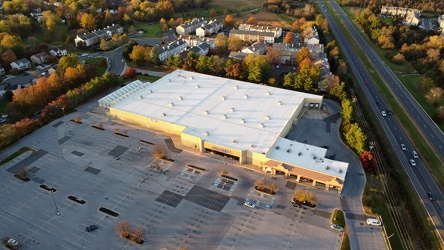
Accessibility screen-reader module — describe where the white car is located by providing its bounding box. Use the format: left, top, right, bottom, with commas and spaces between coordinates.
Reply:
366, 218, 382, 226
412, 150, 419, 158
381, 111, 387, 116
244, 201, 256, 208
410, 159, 417, 166
7, 238, 19, 246
330, 224, 343, 232
400, 144, 406, 151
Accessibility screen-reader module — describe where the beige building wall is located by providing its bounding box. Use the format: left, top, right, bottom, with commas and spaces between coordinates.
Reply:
109, 108, 186, 135
203, 141, 242, 158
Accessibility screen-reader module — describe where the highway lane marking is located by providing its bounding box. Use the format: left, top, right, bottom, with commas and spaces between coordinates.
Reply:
439, 145, 442, 149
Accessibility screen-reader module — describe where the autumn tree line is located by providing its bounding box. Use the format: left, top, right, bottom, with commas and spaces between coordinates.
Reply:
348, 5, 444, 123
0, 54, 120, 150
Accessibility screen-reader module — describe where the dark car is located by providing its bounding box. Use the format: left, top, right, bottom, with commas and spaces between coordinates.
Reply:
427, 192, 436, 201
291, 202, 302, 208
387, 109, 393, 115
86, 225, 98, 232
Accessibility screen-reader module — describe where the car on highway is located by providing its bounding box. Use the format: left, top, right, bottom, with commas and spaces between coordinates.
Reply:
86, 224, 98, 232
386, 109, 393, 115
244, 201, 255, 208
400, 144, 406, 151
381, 111, 387, 116
412, 150, 419, 158
409, 159, 417, 166
330, 224, 343, 232
364, 81, 369, 86
427, 192, 436, 201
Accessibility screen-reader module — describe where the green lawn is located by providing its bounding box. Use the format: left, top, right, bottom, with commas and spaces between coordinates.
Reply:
85, 58, 107, 76
132, 22, 162, 38
0, 100, 7, 113
136, 75, 162, 82
0, 147, 35, 166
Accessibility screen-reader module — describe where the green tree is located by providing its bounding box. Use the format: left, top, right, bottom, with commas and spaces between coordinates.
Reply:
166, 54, 174, 67
173, 54, 184, 68
149, 46, 160, 65
58, 54, 81, 71
341, 99, 353, 131
80, 13, 96, 31
283, 72, 295, 89
295, 65, 320, 91
344, 123, 367, 154
100, 39, 109, 51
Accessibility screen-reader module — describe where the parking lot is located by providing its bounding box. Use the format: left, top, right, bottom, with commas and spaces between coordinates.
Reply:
0, 100, 352, 249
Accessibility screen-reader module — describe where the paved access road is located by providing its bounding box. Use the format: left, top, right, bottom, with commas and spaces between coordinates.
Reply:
321, 0, 444, 244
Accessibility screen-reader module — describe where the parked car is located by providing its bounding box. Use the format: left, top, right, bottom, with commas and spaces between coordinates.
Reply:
330, 224, 343, 232
400, 144, 407, 151
86, 224, 98, 232
7, 238, 19, 246
427, 192, 436, 201
409, 159, 417, 166
291, 202, 302, 208
366, 218, 382, 226
412, 150, 419, 158
244, 201, 255, 208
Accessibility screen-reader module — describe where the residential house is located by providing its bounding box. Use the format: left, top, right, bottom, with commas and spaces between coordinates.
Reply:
10, 58, 31, 71
181, 35, 216, 49
189, 42, 210, 56
380, 6, 422, 26
238, 24, 282, 38
196, 19, 223, 37
241, 42, 268, 54
158, 39, 187, 62
439, 14, 444, 29
176, 18, 206, 35
306, 44, 324, 53
303, 26, 320, 45
229, 29, 275, 44
30, 52, 50, 65
228, 52, 252, 60
49, 46, 68, 57
74, 24, 123, 46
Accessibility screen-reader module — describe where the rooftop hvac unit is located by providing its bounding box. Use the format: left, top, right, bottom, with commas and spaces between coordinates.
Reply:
178, 96, 183, 100
161, 113, 166, 117
266, 91, 271, 95
204, 131, 209, 136
234, 85, 238, 89
265, 115, 270, 120
195, 84, 200, 88
277, 101, 282, 105
169, 102, 174, 107
204, 110, 209, 115
221, 96, 226, 100
244, 94, 248, 98
223, 114, 227, 119
139, 95, 143, 99
240, 119, 245, 123
148, 90, 152, 94
230, 107, 235, 112
260, 123, 264, 128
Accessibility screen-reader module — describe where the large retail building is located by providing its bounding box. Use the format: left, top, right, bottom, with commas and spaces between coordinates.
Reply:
98, 70, 348, 192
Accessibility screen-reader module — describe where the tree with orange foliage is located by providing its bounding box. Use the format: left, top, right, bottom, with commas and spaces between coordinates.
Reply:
284, 32, 293, 43
247, 17, 257, 24
224, 15, 235, 28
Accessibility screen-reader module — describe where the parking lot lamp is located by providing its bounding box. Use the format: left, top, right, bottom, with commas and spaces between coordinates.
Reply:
50, 190, 60, 216
61, 107, 68, 128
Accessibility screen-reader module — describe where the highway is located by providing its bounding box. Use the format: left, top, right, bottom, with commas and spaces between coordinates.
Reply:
320, 0, 444, 246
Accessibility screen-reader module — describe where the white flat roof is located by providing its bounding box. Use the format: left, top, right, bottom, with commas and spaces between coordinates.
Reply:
267, 138, 348, 179
109, 70, 323, 154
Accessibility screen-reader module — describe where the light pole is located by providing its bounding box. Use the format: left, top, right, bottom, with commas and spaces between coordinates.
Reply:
136, 129, 141, 150
369, 141, 374, 151
61, 107, 68, 128
50, 190, 60, 216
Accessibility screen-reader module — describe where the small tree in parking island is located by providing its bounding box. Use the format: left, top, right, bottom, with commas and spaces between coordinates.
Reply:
152, 144, 167, 159
115, 220, 132, 238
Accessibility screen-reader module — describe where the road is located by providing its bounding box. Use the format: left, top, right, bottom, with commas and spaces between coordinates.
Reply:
321, 0, 444, 245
